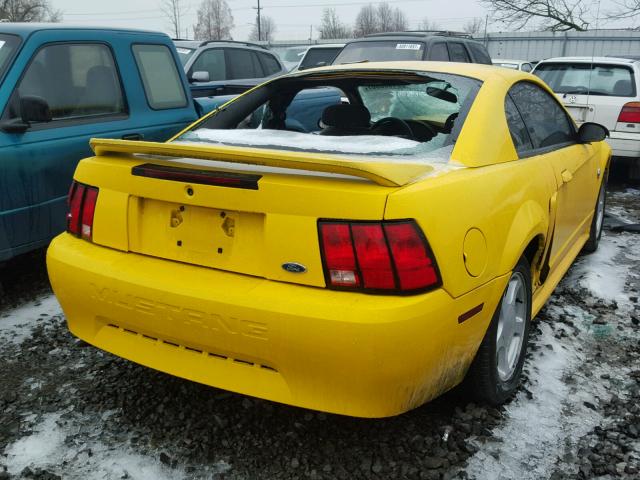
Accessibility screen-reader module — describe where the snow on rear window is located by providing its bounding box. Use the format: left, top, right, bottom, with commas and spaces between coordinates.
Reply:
178, 129, 452, 161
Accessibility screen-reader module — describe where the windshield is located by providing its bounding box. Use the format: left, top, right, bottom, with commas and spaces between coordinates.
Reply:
0, 34, 21, 80
175, 46, 196, 66
299, 47, 342, 70
177, 71, 480, 160
334, 41, 425, 64
535, 63, 636, 97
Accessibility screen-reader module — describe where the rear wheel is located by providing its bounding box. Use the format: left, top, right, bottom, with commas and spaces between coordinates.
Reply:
466, 256, 532, 405
583, 179, 606, 254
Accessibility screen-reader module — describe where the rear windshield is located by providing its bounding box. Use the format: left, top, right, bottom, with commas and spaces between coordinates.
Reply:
299, 47, 342, 70
0, 34, 21, 80
535, 63, 636, 97
177, 71, 480, 161
334, 41, 425, 64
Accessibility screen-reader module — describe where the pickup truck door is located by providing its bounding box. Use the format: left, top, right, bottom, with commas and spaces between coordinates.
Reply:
0, 30, 197, 260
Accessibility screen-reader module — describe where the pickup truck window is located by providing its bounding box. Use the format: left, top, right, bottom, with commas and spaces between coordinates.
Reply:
133, 44, 187, 110
190, 48, 226, 81
0, 34, 21, 80
10, 43, 125, 121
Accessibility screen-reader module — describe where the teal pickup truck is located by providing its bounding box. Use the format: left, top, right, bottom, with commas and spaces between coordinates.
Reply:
0, 24, 218, 261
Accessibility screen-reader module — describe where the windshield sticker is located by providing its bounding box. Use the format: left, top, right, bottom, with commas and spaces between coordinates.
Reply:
0, 41, 5, 50
396, 43, 422, 50
176, 47, 191, 54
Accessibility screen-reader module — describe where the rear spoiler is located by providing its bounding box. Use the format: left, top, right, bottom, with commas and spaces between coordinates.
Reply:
90, 139, 434, 187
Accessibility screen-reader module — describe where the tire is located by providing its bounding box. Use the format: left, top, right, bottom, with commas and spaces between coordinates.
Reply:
582, 178, 606, 254
465, 256, 532, 405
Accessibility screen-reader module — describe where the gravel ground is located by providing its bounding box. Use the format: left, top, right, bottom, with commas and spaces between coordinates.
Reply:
0, 189, 638, 480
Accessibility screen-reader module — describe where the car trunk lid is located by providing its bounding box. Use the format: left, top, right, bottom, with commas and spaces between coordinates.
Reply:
85, 139, 436, 288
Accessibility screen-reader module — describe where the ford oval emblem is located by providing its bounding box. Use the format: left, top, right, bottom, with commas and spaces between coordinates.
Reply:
282, 262, 307, 274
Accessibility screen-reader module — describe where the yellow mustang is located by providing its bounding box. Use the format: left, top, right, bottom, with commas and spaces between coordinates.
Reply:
47, 62, 610, 418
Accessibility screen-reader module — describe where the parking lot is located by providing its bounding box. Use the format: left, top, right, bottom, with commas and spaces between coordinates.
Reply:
0, 185, 638, 480
2, 16, 640, 479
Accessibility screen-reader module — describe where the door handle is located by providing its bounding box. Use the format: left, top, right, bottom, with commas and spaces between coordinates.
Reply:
561, 169, 573, 183
122, 133, 143, 141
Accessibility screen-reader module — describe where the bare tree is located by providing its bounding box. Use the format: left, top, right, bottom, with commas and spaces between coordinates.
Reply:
0, 0, 61, 22
391, 8, 408, 31
354, 4, 378, 37
160, 0, 187, 39
463, 17, 484, 35
319, 8, 351, 39
377, 2, 394, 32
480, 0, 590, 31
607, 0, 640, 23
249, 16, 276, 42
193, 0, 234, 41
418, 18, 441, 31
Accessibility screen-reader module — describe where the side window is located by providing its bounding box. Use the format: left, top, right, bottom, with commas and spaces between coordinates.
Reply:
429, 43, 449, 61
190, 48, 226, 81
466, 42, 492, 64
259, 52, 282, 75
227, 49, 260, 79
448, 43, 470, 63
133, 44, 187, 110
11, 43, 125, 121
505, 95, 534, 154
509, 81, 575, 150
521, 63, 532, 73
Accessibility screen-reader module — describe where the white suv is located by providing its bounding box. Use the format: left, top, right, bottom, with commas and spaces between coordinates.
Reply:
533, 57, 640, 172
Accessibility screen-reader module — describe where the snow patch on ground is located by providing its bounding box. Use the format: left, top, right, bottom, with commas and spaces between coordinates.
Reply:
2, 411, 232, 479
465, 230, 637, 480
0, 294, 61, 344
568, 232, 640, 308
464, 319, 603, 480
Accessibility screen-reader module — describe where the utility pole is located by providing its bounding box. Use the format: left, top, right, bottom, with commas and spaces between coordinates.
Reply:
309, 25, 313, 44
253, 0, 262, 41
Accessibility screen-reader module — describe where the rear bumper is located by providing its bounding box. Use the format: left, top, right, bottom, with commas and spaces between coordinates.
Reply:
608, 131, 640, 158
47, 234, 507, 417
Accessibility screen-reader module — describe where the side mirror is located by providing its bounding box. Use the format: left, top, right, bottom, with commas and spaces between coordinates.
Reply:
190, 71, 210, 83
578, 122, 609, 143
21, 95, 52, 123
0, 95, 51, 133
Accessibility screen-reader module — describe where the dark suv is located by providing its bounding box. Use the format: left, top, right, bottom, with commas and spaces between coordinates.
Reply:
333, 31, 492, 65
173, 40, 286, 98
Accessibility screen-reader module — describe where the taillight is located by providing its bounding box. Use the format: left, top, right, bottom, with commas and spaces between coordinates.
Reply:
618, 102, 640, 123
318, 220, 441, 294
67, 181, 99, 240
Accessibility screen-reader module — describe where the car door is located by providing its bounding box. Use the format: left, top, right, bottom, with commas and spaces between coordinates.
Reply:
0, 32, 195, 260
508, 81, 599, 270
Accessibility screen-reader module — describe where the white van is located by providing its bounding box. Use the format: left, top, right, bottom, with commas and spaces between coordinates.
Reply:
533, 57, 640, 172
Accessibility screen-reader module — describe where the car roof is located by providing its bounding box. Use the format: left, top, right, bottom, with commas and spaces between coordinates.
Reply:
174, 39, 269, 51
361, 30, 473, 40
306, 43, 345, 49
539, 56, 639, 64
493, 59, 528, 64
288, 60, 528, 82
0, 22, 162, 37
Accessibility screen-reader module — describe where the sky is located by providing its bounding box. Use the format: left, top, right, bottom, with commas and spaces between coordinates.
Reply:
55, 0, 635, 42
